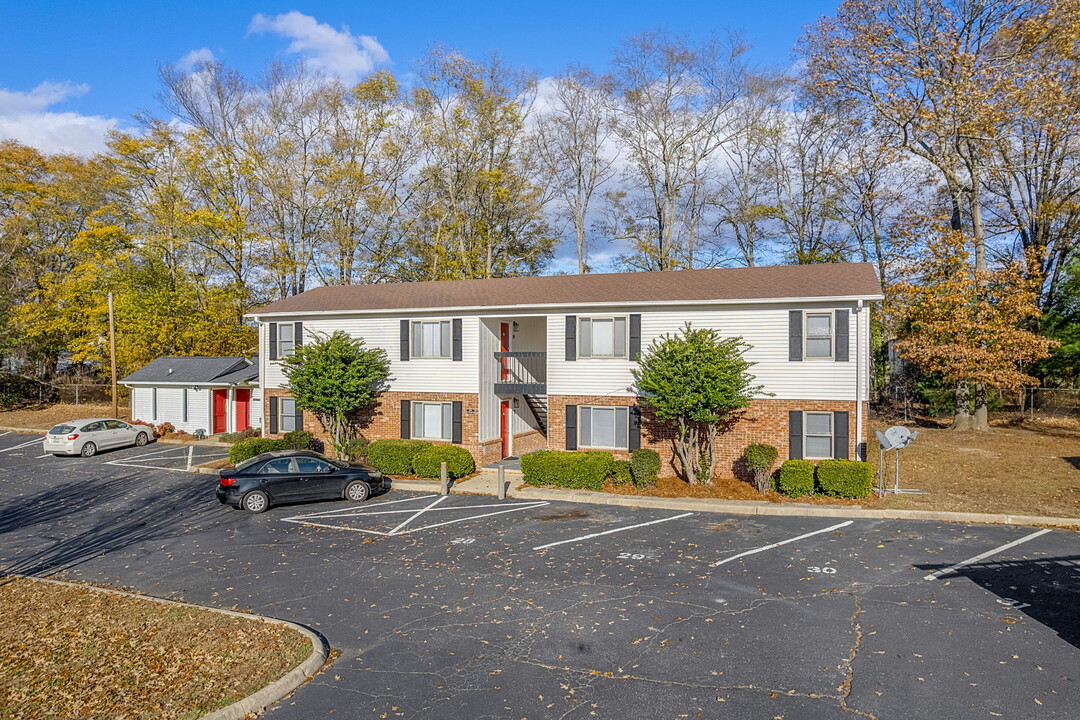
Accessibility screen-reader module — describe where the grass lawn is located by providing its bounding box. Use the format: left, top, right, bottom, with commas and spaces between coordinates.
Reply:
0, 576, 311, 720
605, 420, 1080, 519
0, 403, 131, 430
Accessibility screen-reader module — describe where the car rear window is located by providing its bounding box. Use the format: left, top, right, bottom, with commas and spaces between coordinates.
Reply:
49, 425, 76, 435
234, 456, 264, 472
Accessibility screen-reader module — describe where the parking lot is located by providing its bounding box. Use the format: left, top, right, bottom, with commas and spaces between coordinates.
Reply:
0, 429, 1077, 719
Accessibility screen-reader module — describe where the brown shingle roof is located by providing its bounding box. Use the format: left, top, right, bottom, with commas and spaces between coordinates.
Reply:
250, 262, 882, 316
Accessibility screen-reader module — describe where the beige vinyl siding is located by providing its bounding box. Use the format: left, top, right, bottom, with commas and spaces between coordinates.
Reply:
546, 302, 866, 401
127, 386, 212, 433
478, 318, 500, 441
130, 387, 153, 424
261, 312, 480, 393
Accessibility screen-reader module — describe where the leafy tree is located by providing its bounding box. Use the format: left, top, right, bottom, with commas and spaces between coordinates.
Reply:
634, 323, 765, 484
281, 331, 390, 457
891, 229, 1057, 429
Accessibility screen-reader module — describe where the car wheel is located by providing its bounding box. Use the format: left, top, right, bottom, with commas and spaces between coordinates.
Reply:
241, 490, 269, 514
80, 442, 97, 458
135, 432, 149, 447
345, 480, 370, 503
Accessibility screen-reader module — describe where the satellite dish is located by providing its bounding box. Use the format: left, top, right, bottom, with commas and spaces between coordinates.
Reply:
876, 426, 924, 496
882, 425, 918, 450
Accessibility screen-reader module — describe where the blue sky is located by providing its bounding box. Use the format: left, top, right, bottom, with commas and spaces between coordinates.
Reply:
0, 1, 840, 154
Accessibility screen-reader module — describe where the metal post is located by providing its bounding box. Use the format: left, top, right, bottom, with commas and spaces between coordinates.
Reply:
108, 292, 118, 419
498, 465, 506, 499
879, 446, 886, 497
439, 461, 449, 495
894, 448, 901, 494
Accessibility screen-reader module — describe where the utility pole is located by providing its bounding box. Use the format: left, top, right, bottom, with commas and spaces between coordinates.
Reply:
108, 292, 118, 419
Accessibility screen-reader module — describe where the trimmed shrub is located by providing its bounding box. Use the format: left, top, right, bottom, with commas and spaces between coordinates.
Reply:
155, 422, 175, 437
412, 445, 476, 479
343, 437, 370, 463
816, 459, 874, 498
612, 459, 634, 485
366, 439, 432, 475
521, 450, 616, 490
743, 443, 779, 493
777, 459, 815, 497
282, 429, 316, 451
219, 427, 260, 444
228, 438, 286, 464
630, 448, 662, 487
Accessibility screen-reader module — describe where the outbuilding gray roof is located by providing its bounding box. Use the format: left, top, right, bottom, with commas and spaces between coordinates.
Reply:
121, 356, 258, 385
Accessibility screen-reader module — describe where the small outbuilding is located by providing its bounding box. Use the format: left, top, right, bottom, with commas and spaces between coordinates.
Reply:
121, 356, 261, 435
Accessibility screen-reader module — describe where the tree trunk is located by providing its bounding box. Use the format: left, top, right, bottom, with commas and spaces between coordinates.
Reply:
972, 383, 989, 431
952, 381, 975, 431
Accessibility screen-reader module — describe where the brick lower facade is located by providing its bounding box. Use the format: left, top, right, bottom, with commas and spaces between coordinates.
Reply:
263, 388, 867, 480
547, 394, 867, 479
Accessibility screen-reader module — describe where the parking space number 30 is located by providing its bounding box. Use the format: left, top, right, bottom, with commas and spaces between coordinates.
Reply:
807, 565, 837, 574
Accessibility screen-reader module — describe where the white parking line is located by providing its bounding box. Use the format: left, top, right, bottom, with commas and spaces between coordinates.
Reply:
34, 453, 52, 459
389, 495, 449, 535
0, 437, 43, 453
532, 512, 694, 551
0, 431, 10, 438
923, 528, 1053, 581
711, 520, 854, 568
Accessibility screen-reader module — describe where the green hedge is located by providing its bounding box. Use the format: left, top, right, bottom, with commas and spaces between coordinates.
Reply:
366, 439, 432, 475
228, 438, 286, 464
521, 450, 616, 490
282, 429, 316, 451
816, 459, 874, 498
612, 459, 633, 485
630, 448, 662, 487
343, 437, 370, 463
412, 445, 476, 479
777, 459, 815, 497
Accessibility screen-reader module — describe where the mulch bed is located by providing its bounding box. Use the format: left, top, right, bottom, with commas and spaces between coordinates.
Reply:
0, 576, 309, 720
601, 475, 869, 506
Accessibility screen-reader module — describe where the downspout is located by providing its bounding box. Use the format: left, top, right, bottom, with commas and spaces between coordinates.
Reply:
855, 299, 864, 461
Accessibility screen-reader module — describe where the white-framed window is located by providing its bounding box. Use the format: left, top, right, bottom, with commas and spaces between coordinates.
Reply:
278, 323, 296, 358
280, 397, 298, 432
579, 406, 629, 449
579, 316, 627, 358
412, 320, 451, 358
804, 411, 834, 459
412, 401, 452, 440
804, 312, 833, 359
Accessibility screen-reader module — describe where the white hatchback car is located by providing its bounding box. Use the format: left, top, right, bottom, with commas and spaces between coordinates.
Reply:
43, 418, 152, 457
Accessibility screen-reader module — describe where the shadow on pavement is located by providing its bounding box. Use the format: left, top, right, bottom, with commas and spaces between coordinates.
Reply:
918, 555, 1080, 650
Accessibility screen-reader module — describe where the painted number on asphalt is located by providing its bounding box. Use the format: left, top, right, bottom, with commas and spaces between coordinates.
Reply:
807, 566, 838, 574
451, 537, 476, 545
617, 552, 660, 561
997, 597, 1031, 610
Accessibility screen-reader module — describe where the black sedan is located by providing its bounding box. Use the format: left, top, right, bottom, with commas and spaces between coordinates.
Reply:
216, 450, 384, 513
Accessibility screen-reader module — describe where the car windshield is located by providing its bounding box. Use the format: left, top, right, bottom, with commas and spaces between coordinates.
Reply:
49, 424, 76, 435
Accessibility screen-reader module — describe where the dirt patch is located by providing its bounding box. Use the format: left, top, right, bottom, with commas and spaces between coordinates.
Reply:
602, 476, 868, 506
707, 519, 740, 533
537, 509, 595, 522
197, 457, 233, 470
0, 403, 130, 430
0, 576, 309, 719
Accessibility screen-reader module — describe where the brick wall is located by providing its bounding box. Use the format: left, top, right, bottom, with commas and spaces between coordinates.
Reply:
547, 394, 866, 479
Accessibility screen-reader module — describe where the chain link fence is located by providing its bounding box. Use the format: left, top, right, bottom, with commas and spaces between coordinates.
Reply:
0, 377, 128, 410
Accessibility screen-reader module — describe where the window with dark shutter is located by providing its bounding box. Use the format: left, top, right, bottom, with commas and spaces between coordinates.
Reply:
834, 310, 849, 362
400, 320, 410, 361
788, 311, 802, 361
833, 411, 850, 459
452, 319, 463, 361
565, 316, 577, 361
269, 396, 279, 434
565, 404, 577, 450
629, 314, 642, 359
400, 400, 411, 438
788, 410, 803, 460
269, 322, 278, 361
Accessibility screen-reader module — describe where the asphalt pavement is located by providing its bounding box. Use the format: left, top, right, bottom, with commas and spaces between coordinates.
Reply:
0, 430, 1077, 719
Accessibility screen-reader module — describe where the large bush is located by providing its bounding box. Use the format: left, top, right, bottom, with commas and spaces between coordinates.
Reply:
219, 427, 260, 444
630, 448, 662, 487
743, 443, 779, 493
366, 439, 432, 475
343, 437, 370, 463
282, 429, 317, 451
612, 459, 634, 485
777, 459, 815, 497
228, 438, 286, 464
816, 459, 874, 498
412, 445, 476, 479
521, 450, 615, 490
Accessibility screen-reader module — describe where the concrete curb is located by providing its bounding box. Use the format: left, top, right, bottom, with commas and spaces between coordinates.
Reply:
6, 574, 330, 720
0, 425, 47, 434
381, 474, 1080, 530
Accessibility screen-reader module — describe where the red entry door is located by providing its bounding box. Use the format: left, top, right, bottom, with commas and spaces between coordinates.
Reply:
234, 389, 251, 431
500, 400, 512, 459
212, 389, 228, 434
500, 322, 511, 380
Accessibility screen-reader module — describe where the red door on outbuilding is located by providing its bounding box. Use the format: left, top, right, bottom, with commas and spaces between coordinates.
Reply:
234, 389, 250, 431
212, 389, 228, 434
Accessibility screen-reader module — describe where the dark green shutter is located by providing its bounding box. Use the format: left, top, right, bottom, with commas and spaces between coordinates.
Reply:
833, 411, 849, 459
400, 400, 411, 438
400, 320, 410, 361
834, 310, 849, 362
269, 322, 278, 361
565, 316, 577, 361
451, 401, 463, 443
452, 319, 463, 361
628, 406, 641, 451
789, 311, 802, 361
788, 410, 803, 460
269, 396, 279, 434
565, 405, 577, 450
294, 321, 304, 348
293, 401, 304, 431
629, 314, 641, 359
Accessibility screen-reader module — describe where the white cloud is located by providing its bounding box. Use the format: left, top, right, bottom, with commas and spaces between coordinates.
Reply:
179, 47, 217, 70
0, 81, 118, 155
249, 11, 390, 83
